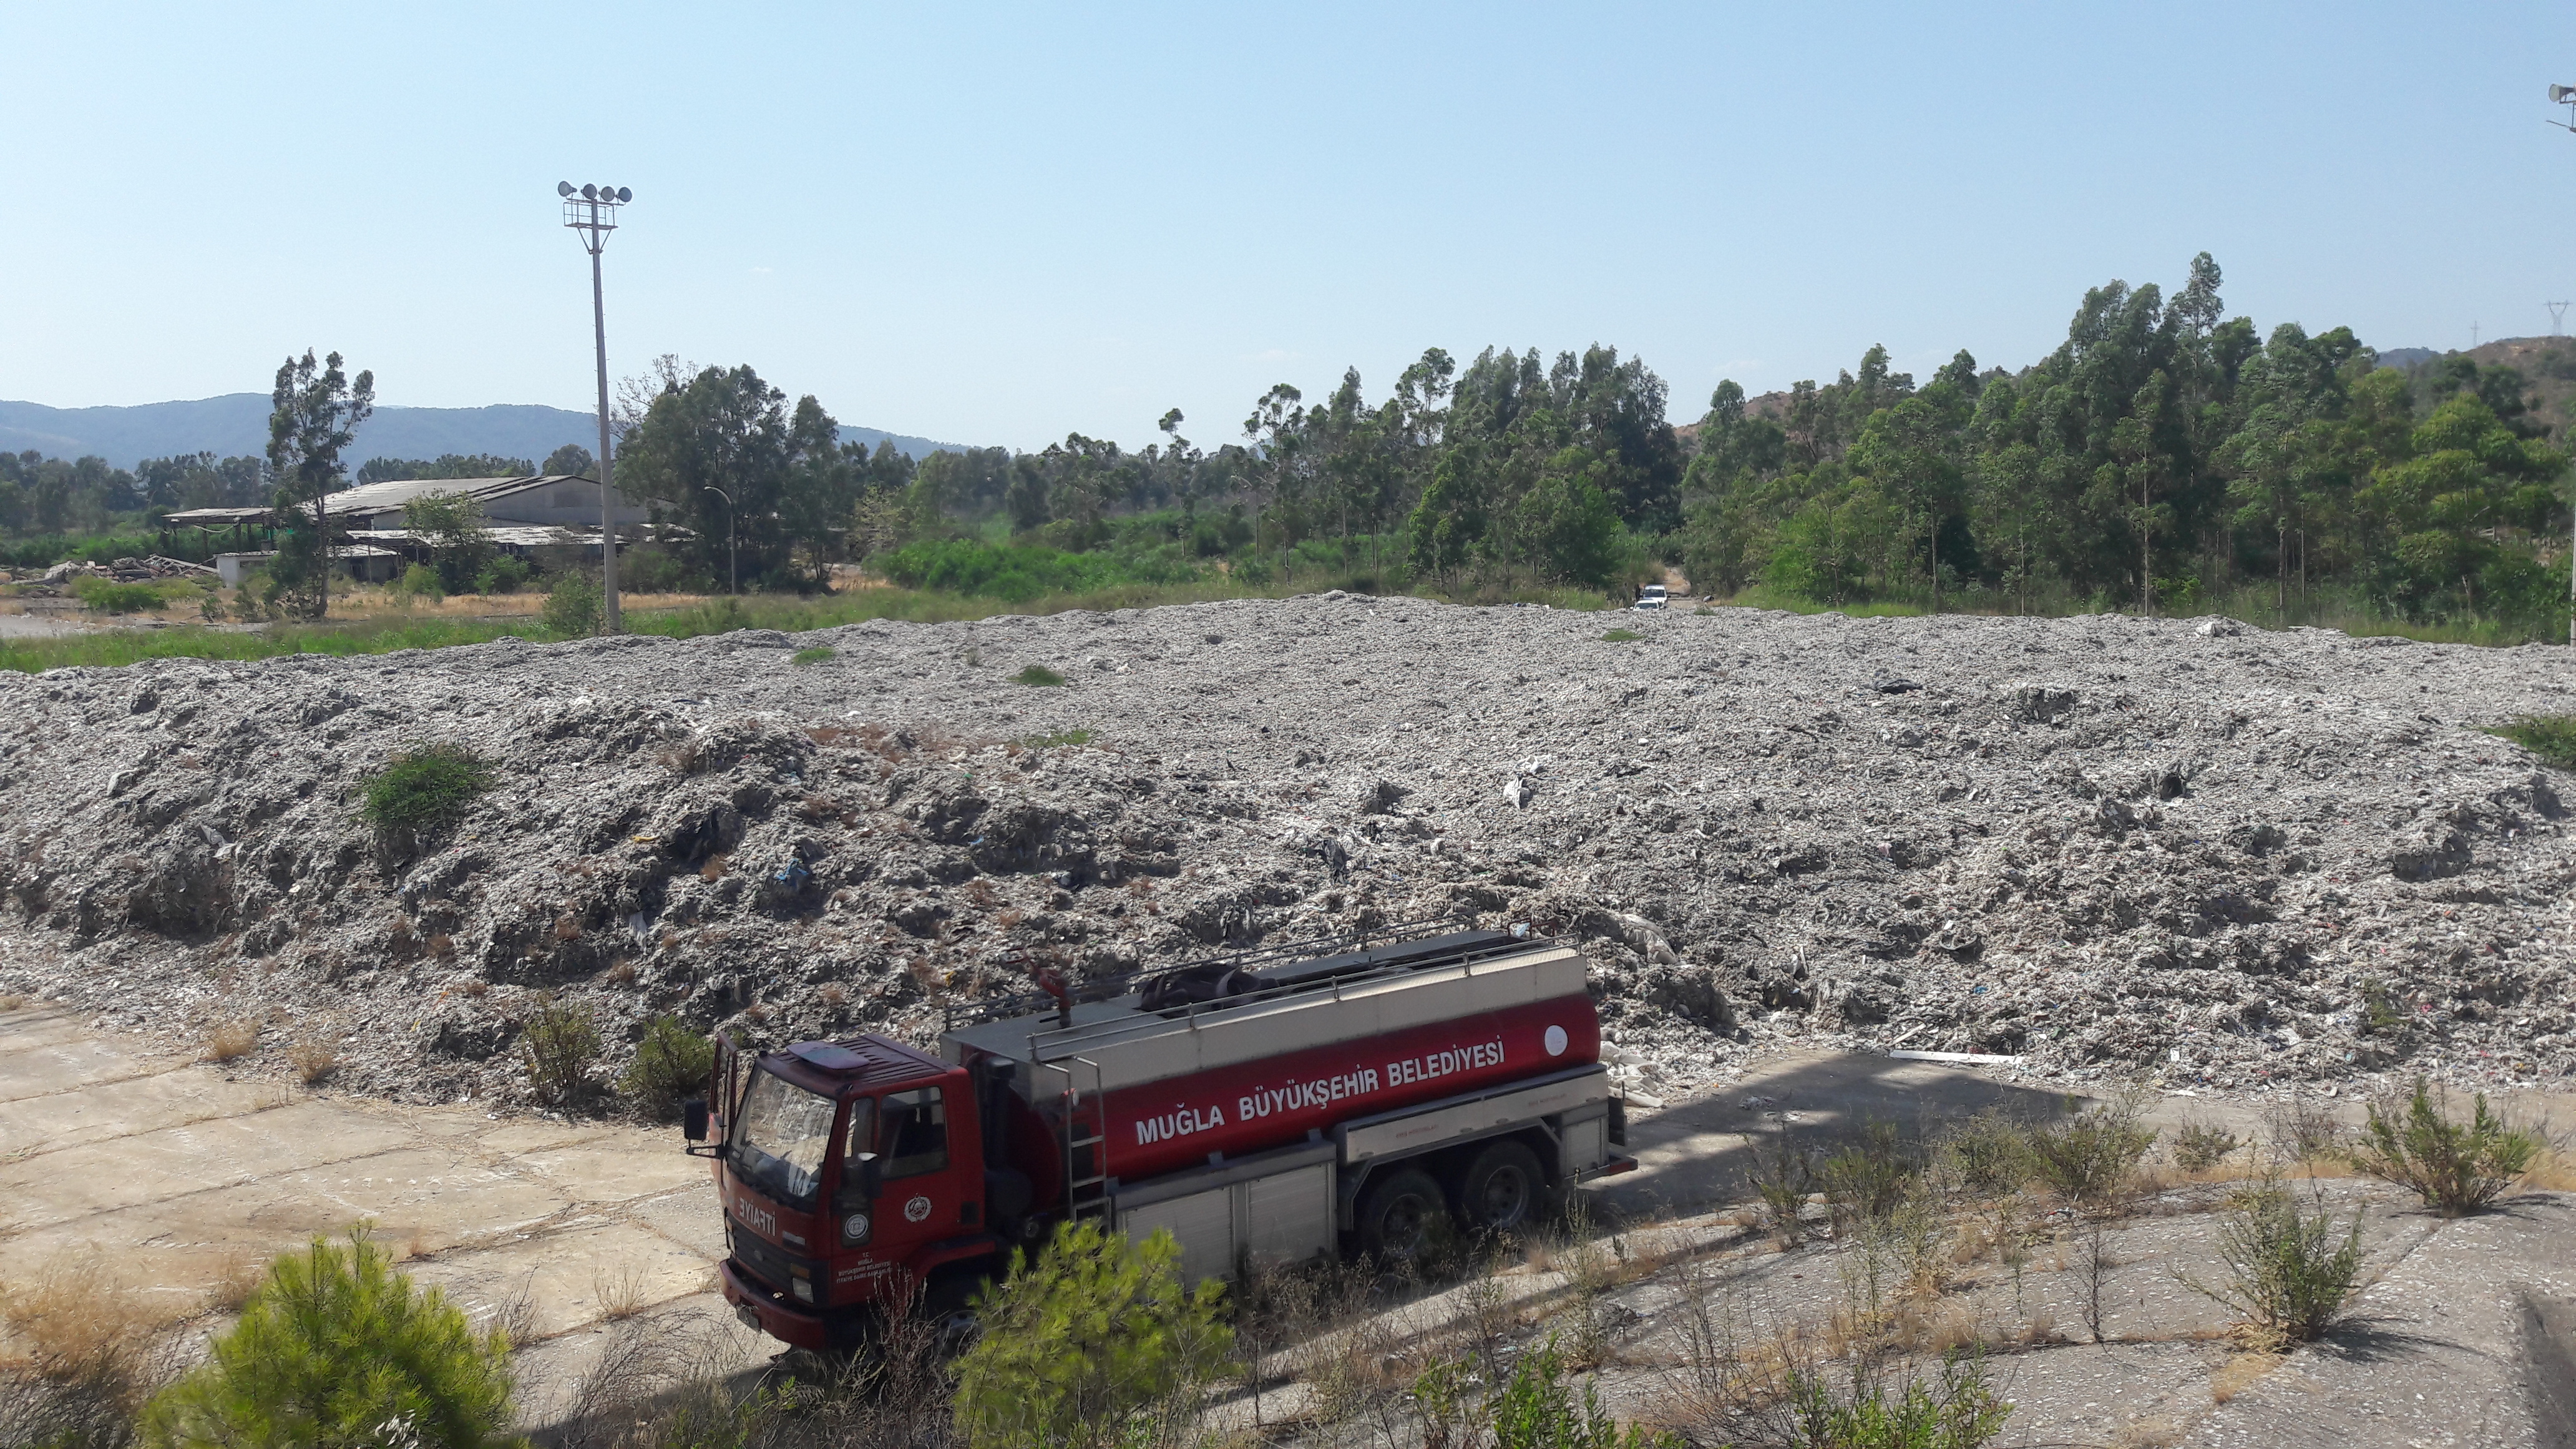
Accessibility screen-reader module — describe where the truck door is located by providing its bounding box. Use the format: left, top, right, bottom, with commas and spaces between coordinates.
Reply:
869, 1086, 969, 1257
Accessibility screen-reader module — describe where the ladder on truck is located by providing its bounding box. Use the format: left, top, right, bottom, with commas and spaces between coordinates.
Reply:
1045, 1056, 1111, 1223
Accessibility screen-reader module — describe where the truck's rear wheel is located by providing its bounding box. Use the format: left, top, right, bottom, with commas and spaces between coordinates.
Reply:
1453, 1139, 1544, 1235
1356, 1166, 1445, 1262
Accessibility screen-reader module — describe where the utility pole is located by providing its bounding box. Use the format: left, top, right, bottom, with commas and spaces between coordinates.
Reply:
560, 182, 632, 632
2550, 301, 2570, 336
2554, 84, 2576, 644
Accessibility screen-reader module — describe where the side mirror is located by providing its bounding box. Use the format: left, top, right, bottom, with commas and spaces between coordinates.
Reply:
683, 1099, 709, 1142
852, 1153, 882, 1201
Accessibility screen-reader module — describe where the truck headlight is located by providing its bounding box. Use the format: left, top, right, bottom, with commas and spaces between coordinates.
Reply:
843, 1212, 870, 1244
791, 1279, 813, 1303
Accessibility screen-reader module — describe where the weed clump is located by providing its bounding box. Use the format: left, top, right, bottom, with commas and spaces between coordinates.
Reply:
791, 645, 836, 666
622, 1015, 715, 1121
2486, 713, 2576, 771
1013, 664, 1066, 686
2172, 1118, 2242, 1172
1599, 628, 1643, 643
2347, 1076, 2540, 1216
1020, 727, 1095, 748
359, 742, 496, 836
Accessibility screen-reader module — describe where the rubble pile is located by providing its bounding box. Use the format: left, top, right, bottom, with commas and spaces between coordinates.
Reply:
1, 595, 2571, 1109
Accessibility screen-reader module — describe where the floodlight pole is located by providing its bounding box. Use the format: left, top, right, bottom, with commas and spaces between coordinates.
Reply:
562, 185, 630, 632
2557, 87, 2576, 646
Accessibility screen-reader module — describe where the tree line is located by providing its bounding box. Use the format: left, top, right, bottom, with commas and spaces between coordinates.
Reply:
13, 252, 2572, 638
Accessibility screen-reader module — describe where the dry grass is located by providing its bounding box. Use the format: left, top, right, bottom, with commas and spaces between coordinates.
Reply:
429, 934, 458, 961
0, 993, 27, 1012
489, 1271, 541, 1350
0, 1253, 163, 1403
286, 1037, 338, 1084
403, 1227, 436, 1261
604, 959, 638, 987
203, 1019, 258, 1061
2110, 1417, 2183, 1448
819, 983, 848, 1009
456, 974, 487, 997
553, 913, 582, 942
962, 879, 1000, 910
2210, 1352, 2281, 1403
699, 853, 729, 881
593, 1262, 650, 1320
204, 1251, 264, 1313
2524, 1143, 2576, 1191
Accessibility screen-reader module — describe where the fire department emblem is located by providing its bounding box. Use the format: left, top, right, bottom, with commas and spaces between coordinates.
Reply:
903, 1195, 932, 1223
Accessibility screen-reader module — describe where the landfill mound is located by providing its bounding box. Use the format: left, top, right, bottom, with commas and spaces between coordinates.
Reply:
1, 595, 2570, 1110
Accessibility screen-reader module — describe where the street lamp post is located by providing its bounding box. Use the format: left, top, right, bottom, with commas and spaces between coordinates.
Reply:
703, 485, 736, 595
560, 181, 632, 633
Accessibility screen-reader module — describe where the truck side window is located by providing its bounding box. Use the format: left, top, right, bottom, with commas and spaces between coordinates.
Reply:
878, 1088, 947, 1178
840, 1096, 877, 1192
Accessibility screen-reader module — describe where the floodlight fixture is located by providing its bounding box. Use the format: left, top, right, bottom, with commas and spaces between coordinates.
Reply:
2554, 84, 2576, 102
558, 180, 575, 197
617, 186, 632, 203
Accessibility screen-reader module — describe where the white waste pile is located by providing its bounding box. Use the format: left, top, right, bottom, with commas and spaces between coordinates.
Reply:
1, 593, 2570, 1111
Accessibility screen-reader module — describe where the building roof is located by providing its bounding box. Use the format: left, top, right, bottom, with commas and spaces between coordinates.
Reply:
162, 507, 275, 526
365, 525, 598, 548
318, 474, 549, 518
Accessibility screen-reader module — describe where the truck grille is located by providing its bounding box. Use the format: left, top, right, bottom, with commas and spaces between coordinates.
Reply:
729, 1223, 822, 1307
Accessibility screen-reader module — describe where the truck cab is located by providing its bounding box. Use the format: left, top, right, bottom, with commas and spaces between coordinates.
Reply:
698, 1038, 998, 1350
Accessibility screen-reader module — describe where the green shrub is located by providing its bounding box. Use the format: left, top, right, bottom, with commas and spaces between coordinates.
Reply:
394, 563, 444, 603
1815, 1122, 1920, 1225
952, 1221, 1231, 1449
2180, 1179, 2368, 1349
2487, 713, 2576, 771
2348, 1076, 2541, 1216
622, 1016, 715, 1120
72, 578, 172, 614
472, 555, 532, 595
522, 1000, 601, 1110
1598, 628, 1642, 643
140, 1231, 518, 1449
2024, 1100, 2156, 1208
359, 743, 495, 835
1013, 665, 1065, 686
542, 572, 603, 637
790, 645, 836, 666
1939, 1113, 2034, 1199
1020, 728, 1095, 748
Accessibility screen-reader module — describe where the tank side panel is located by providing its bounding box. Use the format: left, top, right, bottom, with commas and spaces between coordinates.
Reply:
1084, 946, 1586, 1094
1098, 992, 1599, 1183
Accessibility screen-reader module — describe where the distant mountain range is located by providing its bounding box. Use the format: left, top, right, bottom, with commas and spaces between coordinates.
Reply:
0, 395, 973, 471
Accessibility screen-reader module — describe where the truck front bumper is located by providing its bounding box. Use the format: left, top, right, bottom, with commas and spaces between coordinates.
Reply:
718, 1258, 835, 1350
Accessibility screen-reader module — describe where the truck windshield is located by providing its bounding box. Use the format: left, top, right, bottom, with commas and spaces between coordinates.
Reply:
728, 1069, 836, 1209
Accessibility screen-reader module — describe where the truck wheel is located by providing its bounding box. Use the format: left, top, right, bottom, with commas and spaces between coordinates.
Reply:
920, 1271, 983, 1354
1356, 1167, 1445, 1262
1454, 1140, 1544, 1235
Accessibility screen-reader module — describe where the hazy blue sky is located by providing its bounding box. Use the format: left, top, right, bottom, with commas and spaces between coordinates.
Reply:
7, 2, 2576, 451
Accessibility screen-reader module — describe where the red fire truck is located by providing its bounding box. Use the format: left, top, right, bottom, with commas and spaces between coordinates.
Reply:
685, 927, 1634, 1349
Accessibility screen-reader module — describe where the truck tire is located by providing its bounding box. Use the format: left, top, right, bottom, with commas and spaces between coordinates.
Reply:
1453, 1139, 1544, 1234
1356, 1166, 1446, 1262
